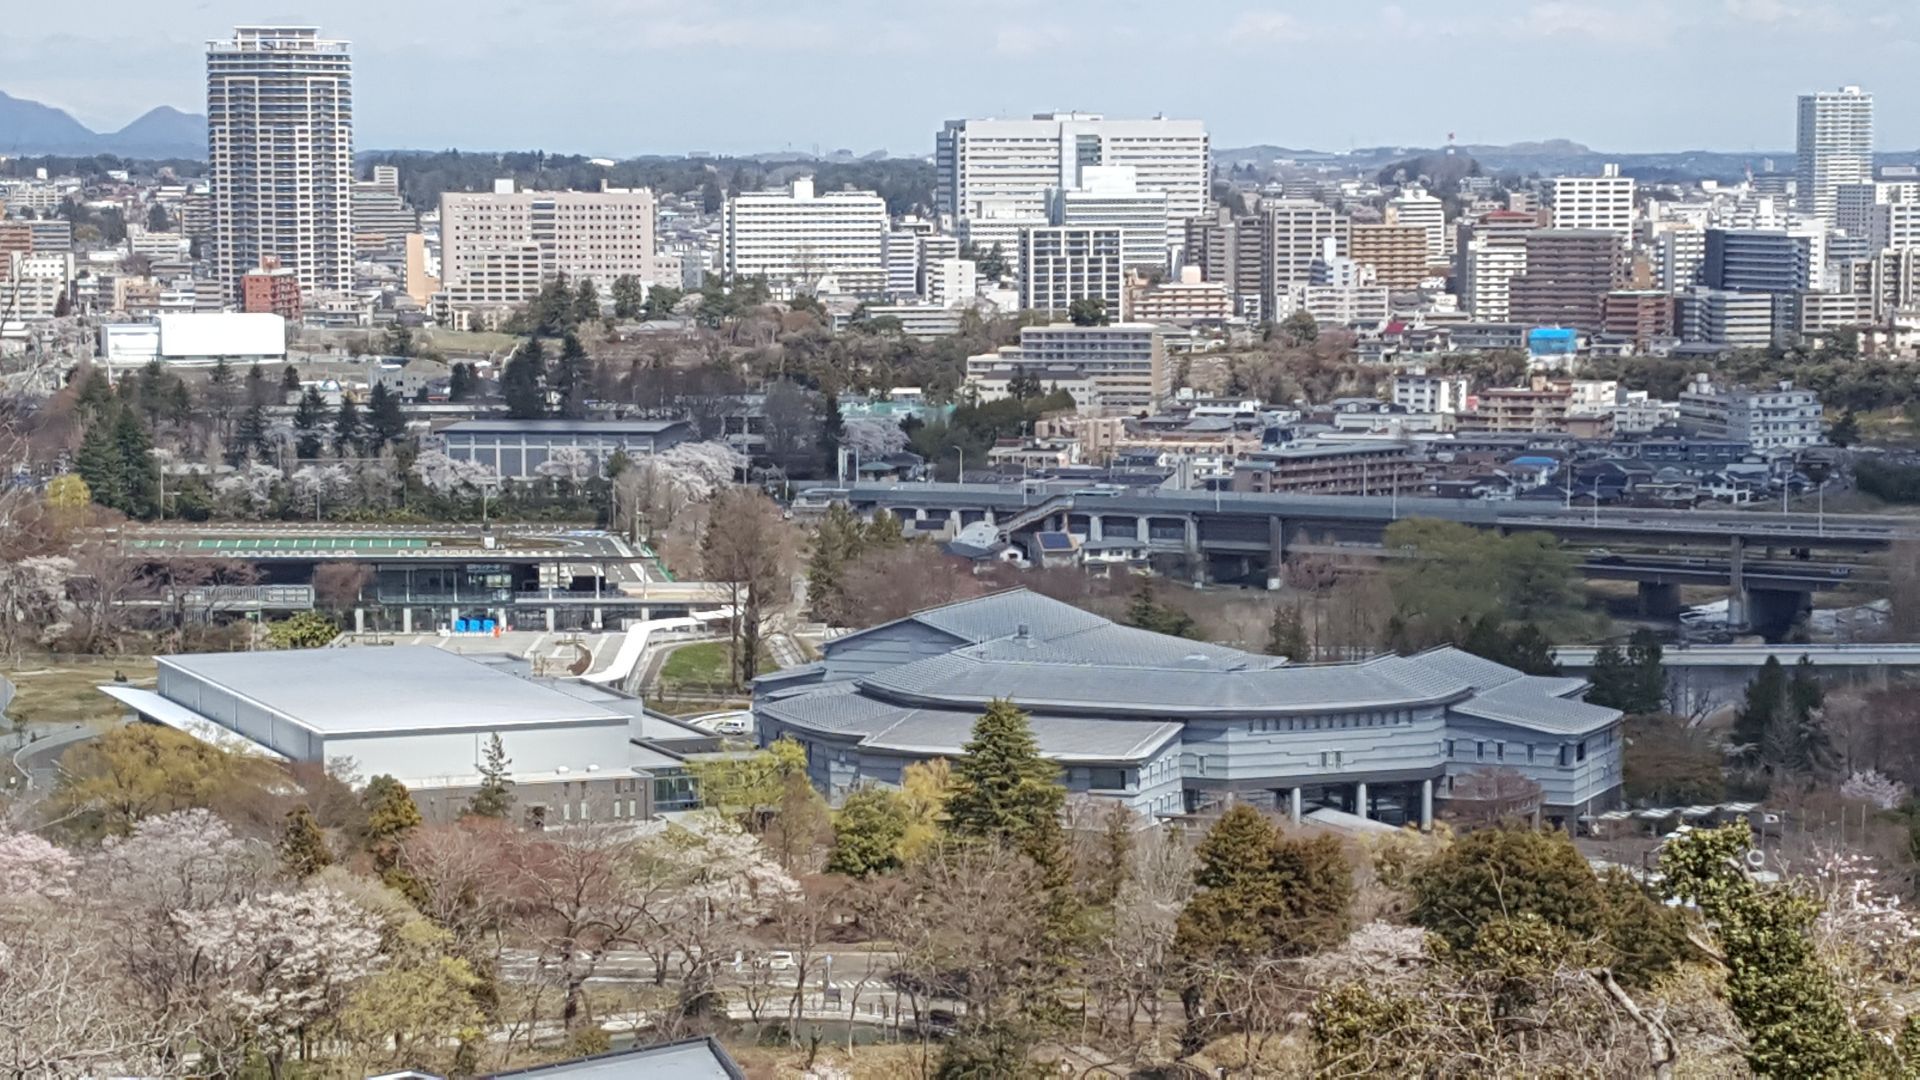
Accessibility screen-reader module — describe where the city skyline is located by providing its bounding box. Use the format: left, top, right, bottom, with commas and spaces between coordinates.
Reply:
4, 0, 1917, 158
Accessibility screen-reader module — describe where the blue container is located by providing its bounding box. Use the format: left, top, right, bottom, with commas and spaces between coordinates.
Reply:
481, 619, 496, 634
454, 619, 469, 634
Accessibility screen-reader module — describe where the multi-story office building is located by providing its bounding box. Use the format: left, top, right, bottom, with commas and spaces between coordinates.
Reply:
965, 323, 1167, 413
1262, 200, 1349, 315
936, 113, 1209, 249
722, 177, 888, 296
1385, 187, 1447, 261
1184, 209, 1265, 316
1654, 226, 1707, 293
1019, 225, 1126, 320
1870, 201, 1920, 251
1549, 165, 1635, 239
351, 164, 417, 254
207, 26, 354, 302
1679, 375, 1824, 450
1797, 86, 1874, 225
1507, 230, 1621, 333
1052, 166, 1170, 271
1797, 290, 1872, 334
1704, 227, 1818, 294
1348, 223, 1430, 288
924, 257, 978, 308
883, 230, 922, 299
440, 182, 677, 310
1676, 288, 1777, 349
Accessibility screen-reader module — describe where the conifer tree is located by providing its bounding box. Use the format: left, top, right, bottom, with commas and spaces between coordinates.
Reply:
465, 734, 515, 819
279, 805, 333, 879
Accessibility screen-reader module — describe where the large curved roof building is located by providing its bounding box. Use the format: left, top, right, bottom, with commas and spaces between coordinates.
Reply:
754, 590, 1623, 827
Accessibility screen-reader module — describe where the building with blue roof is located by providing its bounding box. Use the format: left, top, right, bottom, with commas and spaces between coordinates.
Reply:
754, 589, 1623, 828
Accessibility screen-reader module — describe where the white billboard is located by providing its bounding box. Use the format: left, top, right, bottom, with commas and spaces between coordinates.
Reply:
157, 312, 286, 361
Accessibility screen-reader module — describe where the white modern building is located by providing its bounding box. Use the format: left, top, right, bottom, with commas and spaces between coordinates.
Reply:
1052, 165, 1171, 271
1019, 225, 1126, 320
925, 257, 978, 308
1392, 369, 1472, 416
1797, 86, 1874, 225
1550, 165, 1635, 240
1385, 187, 1448, 261
0, 252, 72, 320
936, 113, 1209, 249
883, 230, 922, 299
1264, 200, 1350, 310
1460, 238, 1528, 320
1679, 375, 1825, 450
722, 177, 889, 297
1677, 288, 1777, 350
207, 26, 354, 302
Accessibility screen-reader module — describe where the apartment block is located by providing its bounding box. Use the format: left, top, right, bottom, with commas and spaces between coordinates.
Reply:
1680, 375, 1824, 450
965, 323, 1167, 413
1052, 165, 1170, 271
1797, 86, 1873, 224
1600, 290, 1675, 346
1507, 230, 1621, 333
1231, 442, 1421, 496
1385, 187, 1447, 261
1127, 266, 1232, 325
1019, 226, 1126, 320
1262, 200, 1349, 313
1549, 165, 1635, 239
241, 257, 303, 321
207, 27, 354, 301
1349, 223, 1431, 288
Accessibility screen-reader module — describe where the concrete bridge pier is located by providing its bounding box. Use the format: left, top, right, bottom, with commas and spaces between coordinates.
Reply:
1638, 581, 1682, 619
1267, 515, 1285, 591
1728, 536, 1746, 627
1748, 588, 1813, 642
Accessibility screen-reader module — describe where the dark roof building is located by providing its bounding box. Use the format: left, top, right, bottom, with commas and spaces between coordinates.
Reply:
440, 418, 692, 479
754, 590, 1623, 827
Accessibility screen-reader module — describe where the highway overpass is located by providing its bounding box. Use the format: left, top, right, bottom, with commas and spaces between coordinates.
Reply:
827, 482, 1919, 638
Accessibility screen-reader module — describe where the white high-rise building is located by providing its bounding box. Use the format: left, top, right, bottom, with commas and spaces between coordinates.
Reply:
1385, 187, 1447, 262
207, 26, 354, 302
884, 230, 923, 299
722, 177, 889, 296
1550, 165, 1635, 239
936, 113, 1209, 249
1052, 165, 1171, 271
1460, 237, 1528, 321
1019, 225, 1126, 320
1797, 86, 1874, 225
1654, 225, 1707, 294
926, 257, 978, 308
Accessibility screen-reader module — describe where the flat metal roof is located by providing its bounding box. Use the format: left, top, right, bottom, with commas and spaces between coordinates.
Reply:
157, 646, 626, 736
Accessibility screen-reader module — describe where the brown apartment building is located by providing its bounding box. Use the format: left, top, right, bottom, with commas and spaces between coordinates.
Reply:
1507, 229, 1622, 333
1349, 223, 1431, 288
1601, 290, 1676, 346
1230, 441, 1422, 496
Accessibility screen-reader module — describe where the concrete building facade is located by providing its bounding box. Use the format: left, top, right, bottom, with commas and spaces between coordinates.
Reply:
722, 177, 888, 296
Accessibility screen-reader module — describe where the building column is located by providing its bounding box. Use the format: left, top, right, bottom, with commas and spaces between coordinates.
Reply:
1136, 517, 1150, 544
1289, 786, 1303, 825
1420, 779, 1434, 831
591, 606, 604, 631
1089, 515, 1104, 542
401, 607, 413, 634
1728, 535, 1747, 627
353, 608, 365, 634
1354, 781, 1369, 820
546, 607, 556, 632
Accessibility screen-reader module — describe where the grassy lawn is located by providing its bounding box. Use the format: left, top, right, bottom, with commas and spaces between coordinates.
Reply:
3, 657, 156, 729
657, 641, 777, 694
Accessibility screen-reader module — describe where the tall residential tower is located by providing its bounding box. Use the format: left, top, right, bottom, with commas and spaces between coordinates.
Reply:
1796, 86, 1873, 225
206, 26, 354, 303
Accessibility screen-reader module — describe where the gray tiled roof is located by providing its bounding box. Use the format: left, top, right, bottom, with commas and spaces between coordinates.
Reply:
1451, 676, 1621, 734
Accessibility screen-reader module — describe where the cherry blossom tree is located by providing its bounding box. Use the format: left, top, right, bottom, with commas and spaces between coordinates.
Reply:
1839, 770, 1906, 811
175, 883, 385, 1078
410, 450, 498, 496
536, 446, 594, 484
212, 463, 284, 518
0, 827, 78, 899
288, 463, 355, 517
843, 417, 909, 460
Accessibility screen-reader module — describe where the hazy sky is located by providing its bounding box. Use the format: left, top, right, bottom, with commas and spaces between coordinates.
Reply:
6, 0, 1917, 156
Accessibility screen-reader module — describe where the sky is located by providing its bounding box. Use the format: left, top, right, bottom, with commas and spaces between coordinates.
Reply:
5, 0, 1918, 157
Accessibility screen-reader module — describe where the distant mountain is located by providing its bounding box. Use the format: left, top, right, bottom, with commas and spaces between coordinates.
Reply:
0, 91, 205, 159
108, 106, 204, 159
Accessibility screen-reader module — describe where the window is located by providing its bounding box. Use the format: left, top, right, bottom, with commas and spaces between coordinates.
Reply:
1576, 740, 1588, 762
1476, 741, 1486, 760
1496, 743, 1506, 761
1445, 739, 1455, 758
1088, 767, 1127, 790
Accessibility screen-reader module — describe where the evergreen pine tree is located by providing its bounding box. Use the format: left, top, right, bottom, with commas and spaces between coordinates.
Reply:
826, 786, 909, 878
502, 339, 548, 419
611, 274, 644, 319
551, 333, 591, 419
362, 774, 423, 881
1459, 612, 1513, 667
1266, 603, 1309, 660
1625, 630, 1667, 714
333, 394, 364, 457
1733, 656, 1788, 755
1125, 578, 1198, 639
367, 382, 408, 450
448, 362, 475, 402
74, 415, 125, 511
1586, 643, 1633, 711
946, 700, 1066, 859
819, 391, 846, 475
280, 365, 301, 393
110, 406, 158, 518
571, 278, 601, 325
278, 805, 332, 879
1505, 622, 1561, 677
292, 385, 328, 460
465, 734, 515, 819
